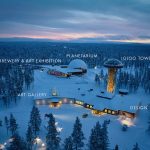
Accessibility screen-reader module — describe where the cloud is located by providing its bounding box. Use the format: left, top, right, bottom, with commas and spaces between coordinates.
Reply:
0, 0, 150, 43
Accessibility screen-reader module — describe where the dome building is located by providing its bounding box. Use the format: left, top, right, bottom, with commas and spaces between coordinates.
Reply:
69, 59, 87, 70
68, 59, 87, 75
48, 59, 87, 77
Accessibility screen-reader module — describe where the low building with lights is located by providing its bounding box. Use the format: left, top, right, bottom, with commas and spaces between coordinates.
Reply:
47, 59, 88, 77
74, 99, 84, 106
91, 108, 105, 115
103, 108, 118, 115
83, 103, 94, 109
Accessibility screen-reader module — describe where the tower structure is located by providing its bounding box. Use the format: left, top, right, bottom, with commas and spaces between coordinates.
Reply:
104, 59, 123, 93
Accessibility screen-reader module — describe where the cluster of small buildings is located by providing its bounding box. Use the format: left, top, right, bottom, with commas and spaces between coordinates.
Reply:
35, 97, 135, 119
35, 58, 137, 119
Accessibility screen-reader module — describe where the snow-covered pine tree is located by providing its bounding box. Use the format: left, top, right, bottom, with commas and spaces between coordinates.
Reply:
46, 113, 60, 150
88, 121, 109, 150
7, 133, 27, 150
9, 113, 18, 135
4, 116, 9, 135
102, 120, 109, 150
88, 128, 97, 150
63, 136, 73, 150
26, 125, 34, 150
72, 117, 85, 150
29, 106, 41, 136
132, 143, 140, 150
88, 121, 103, 150
114, 144, 119, 150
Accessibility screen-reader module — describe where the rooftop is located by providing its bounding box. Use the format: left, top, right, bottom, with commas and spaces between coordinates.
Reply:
68, 59, 87, 70
104, 59, 123, 68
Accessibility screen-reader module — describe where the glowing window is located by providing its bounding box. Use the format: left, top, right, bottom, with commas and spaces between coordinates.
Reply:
108, 110, 111, 113
112, 111, 115, 114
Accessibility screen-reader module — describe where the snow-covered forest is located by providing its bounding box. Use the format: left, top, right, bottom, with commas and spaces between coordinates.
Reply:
0, 42, 150, 150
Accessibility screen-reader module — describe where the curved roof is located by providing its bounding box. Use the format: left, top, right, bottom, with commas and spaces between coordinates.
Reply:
68, 59, 87, 70
104, 59, 123, 68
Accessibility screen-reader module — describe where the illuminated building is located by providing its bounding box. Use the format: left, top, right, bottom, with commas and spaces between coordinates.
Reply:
48, 59, 87, 77
104, 59, 123, 93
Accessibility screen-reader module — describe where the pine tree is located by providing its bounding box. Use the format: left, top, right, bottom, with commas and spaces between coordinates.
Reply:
88, 128, 97, 150
132, 143, 140, 150
46, 113, 60, 150
7, 133, 27, 150
88, 121, 109, 150
72, 117, 85, 150
88, 121, 103, 150
4, 116, 9, 135
102, 120, 109, 150
29, 106, 41, 137
63, 136, 73, 150
26, 125, 34, 150
114, 144, 119, 150
9, 114, 18, 135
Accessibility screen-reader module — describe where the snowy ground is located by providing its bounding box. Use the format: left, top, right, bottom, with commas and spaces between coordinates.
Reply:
0, 66, 150, 150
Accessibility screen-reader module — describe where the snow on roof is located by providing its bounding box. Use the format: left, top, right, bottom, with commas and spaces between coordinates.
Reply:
80, 94, 140, 113
68, 59, 87, 70
97, 92, 115, 99
104, 58, 123, 68
50, 97, 60, 102
55, 67, 82, 74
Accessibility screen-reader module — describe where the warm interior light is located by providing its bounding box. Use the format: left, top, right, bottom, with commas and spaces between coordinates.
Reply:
107, 68, 116, 93
118, 116, 135, 127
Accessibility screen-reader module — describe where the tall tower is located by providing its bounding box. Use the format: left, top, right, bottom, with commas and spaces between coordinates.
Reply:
104, 59, 123, 93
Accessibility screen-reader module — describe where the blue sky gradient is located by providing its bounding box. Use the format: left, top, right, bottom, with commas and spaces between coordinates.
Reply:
0, 0, 150, 43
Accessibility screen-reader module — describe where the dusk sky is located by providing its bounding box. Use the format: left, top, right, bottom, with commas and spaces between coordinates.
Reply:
0, 0, 150, 43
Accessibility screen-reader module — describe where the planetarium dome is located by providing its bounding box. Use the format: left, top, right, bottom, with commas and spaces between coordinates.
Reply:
68, 59, 87, 70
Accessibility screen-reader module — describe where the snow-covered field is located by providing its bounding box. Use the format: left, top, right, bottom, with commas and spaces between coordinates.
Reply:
0, 66, 150, 150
